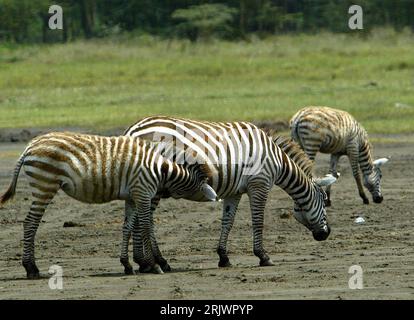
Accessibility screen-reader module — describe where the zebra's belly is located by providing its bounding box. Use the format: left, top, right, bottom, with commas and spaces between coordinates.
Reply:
60, 177, 122, 204
213, 175, 248, 199
180, 170, 247, 202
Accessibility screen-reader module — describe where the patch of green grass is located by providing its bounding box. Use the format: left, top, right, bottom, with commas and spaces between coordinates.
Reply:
1, 29, 414, 134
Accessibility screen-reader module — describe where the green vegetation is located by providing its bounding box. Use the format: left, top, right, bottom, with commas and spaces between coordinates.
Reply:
1, 29, 414, 134
1, 1, 414, 43
172, 4, 238, 41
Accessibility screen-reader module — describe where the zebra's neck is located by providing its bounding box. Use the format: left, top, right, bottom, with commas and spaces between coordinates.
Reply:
159, 160, 185, 191
274, 148, 317, 208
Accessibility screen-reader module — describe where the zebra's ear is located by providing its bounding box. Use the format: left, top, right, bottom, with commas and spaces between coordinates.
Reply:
200, 183, 217, 202
315, 174, 337, 187
373, 158, 389, 167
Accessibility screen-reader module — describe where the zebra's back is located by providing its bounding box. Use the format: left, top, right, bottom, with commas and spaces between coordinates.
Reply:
24, 132, 159, 203
290, 106, 364, 156
124, 116, 281, 198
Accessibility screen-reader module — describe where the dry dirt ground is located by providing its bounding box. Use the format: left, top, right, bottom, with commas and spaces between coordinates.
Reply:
0, 140, 413, 300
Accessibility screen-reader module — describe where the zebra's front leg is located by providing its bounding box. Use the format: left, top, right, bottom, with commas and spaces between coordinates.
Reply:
217, 195, 242, 267
122, 196, 169, 274
348, 149, 369, 204
247, 182, 274, 267
120, 198, 135, 275
355, 173, 369, 204
130, 190, 163, 274
325, 154, 340, 207
148, 195, 171, 272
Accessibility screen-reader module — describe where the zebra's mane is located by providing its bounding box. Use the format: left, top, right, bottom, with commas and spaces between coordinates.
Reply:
271, 134, 315, 178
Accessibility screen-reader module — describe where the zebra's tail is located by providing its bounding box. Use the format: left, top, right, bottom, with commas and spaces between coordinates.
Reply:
0, 149, 27, 206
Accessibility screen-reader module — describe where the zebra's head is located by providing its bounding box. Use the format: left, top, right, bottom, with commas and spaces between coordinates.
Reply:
167, 163, 217, 202
293, 174, 337, 241
364, 158, 389, 203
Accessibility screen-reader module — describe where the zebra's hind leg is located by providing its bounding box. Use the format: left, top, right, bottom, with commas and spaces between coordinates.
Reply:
247, 181, 274, 267
217, 195, 242, 268
23, 182, 59, 279
301, 140, 319, 163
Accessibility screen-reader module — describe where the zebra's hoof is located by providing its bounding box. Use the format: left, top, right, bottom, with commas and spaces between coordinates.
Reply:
159, 261, 171, 272
139, 263, 164, 274
124, 266, 134, 275
363, 198, 369, 205
152, 264, 164, 274
120, 258, 134, 275
23, 262, 40, 279
138, 264, 152, 273
218, 258, 232, 268
26, 272, 41, 279
260, 259, 275, 267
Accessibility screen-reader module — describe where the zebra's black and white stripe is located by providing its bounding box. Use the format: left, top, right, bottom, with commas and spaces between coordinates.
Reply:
124, 116, 336, 268
0, 132, 217, 278
290, 106, 389, 206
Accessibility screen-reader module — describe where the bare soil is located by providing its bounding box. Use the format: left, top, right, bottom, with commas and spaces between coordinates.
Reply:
0, 140, 413, 300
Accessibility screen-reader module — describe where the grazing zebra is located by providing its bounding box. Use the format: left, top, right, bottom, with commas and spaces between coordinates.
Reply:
290, 106, 389, 206
0, 132, 217, 279
124, 116, 336, 269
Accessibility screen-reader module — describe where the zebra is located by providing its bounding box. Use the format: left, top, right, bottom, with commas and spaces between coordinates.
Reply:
0, 132, 217, 279
123, 116, 337, 269
290, 106, 389, 206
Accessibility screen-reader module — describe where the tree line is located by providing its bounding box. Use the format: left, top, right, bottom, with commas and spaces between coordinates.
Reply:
0, 0, 413, 43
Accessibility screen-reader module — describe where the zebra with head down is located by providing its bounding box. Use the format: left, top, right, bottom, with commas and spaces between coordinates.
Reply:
0, 132, 217, 278
124, 116, 337, 271
290, 106, 389, 206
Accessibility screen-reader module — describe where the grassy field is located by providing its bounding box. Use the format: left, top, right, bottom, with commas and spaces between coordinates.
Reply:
1, 28, 414, 134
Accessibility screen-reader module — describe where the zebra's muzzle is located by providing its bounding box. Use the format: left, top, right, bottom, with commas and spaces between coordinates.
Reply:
373, 194, 383, 203
312, 225, 331, 241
